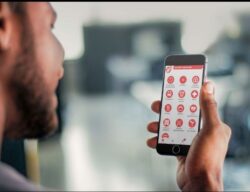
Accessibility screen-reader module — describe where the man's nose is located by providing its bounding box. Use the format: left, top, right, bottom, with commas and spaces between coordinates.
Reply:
58, 66, 64, 80
58, 44, 65, 80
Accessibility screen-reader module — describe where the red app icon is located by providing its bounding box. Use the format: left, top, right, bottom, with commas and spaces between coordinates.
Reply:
164, 104, 172, 112
166, 90, 173, 98
161, 133, 169, 141
165, 66, 172, 73
190, 104, 198, 113
163, 118, 171, 127
189, 119, 196, 128
192, 76, 200, 84
177, 104, 184, 113
191, 90, 199, 99
176, 119, 183, 128
178, 90, 185, 98
167, 76, 174, 84
180, 76, 187, 84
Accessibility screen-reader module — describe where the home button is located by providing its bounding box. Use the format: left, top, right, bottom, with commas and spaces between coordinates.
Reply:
172, 145, 180, 155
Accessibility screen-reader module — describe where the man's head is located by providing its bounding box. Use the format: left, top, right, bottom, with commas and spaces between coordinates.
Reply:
0, 2, 64, 139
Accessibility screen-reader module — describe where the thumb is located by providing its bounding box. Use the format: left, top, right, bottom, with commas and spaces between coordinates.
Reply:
200, 81, 221, 128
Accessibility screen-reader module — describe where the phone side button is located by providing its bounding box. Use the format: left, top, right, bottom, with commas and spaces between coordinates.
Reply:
172, 145, 180, 155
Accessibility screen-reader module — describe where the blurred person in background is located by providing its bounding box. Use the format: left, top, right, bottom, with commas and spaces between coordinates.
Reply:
0, 2, 230, 191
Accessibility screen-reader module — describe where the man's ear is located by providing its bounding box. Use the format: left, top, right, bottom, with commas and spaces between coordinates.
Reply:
0, 2, 12, 51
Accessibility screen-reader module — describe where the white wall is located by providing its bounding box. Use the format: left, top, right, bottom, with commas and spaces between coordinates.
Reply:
51, 2, 250, 60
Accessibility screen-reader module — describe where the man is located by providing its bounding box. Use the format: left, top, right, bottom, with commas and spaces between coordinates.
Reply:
0, 2, 230, 191
0, 2, 64, 191
147, 81, 231, 191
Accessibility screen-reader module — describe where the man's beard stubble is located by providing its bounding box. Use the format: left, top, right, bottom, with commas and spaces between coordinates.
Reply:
4, 23, 58, 139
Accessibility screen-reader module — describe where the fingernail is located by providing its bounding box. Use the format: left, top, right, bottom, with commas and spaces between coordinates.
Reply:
205, 82, 214, 94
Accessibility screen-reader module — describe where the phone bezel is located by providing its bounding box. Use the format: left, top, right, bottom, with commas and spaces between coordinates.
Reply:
156, 54, 206, 156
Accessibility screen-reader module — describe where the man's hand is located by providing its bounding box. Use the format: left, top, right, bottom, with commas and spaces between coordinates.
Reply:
147, 81, 231, 191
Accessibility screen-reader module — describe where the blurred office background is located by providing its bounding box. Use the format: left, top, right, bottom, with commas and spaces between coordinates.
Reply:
2, 2, 250, 191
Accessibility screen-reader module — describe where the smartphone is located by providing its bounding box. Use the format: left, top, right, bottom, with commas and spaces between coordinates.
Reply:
156, 54, 207, 156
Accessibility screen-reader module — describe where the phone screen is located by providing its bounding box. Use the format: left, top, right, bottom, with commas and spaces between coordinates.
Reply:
158, 64, 204, 145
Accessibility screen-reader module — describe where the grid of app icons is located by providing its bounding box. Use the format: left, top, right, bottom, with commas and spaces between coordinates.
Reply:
159, 65, 204, 145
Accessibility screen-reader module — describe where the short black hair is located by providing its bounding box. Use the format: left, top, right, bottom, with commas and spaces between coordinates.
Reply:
8, 2, 26, 15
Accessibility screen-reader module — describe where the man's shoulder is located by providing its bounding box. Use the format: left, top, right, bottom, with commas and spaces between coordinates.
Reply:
0, 162, 43, 191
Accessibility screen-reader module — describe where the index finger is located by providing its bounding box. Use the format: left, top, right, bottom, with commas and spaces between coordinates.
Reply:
151, 100, 161, 114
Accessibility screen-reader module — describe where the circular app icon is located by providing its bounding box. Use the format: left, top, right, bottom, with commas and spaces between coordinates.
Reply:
189, 119, 196, 128
176, 119, 183, 128
164, 104, 172, 113
167, 76, 174, 84
177, 104, 185, 113
178, 90, 185, 98
161, 133, 169, 141
190, 104, 198, 113
166, 90, 173, 98
191, 90, 199, 99
163, 118, 171, 127
192, 76, 200, 84
180, 76, 187, 84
